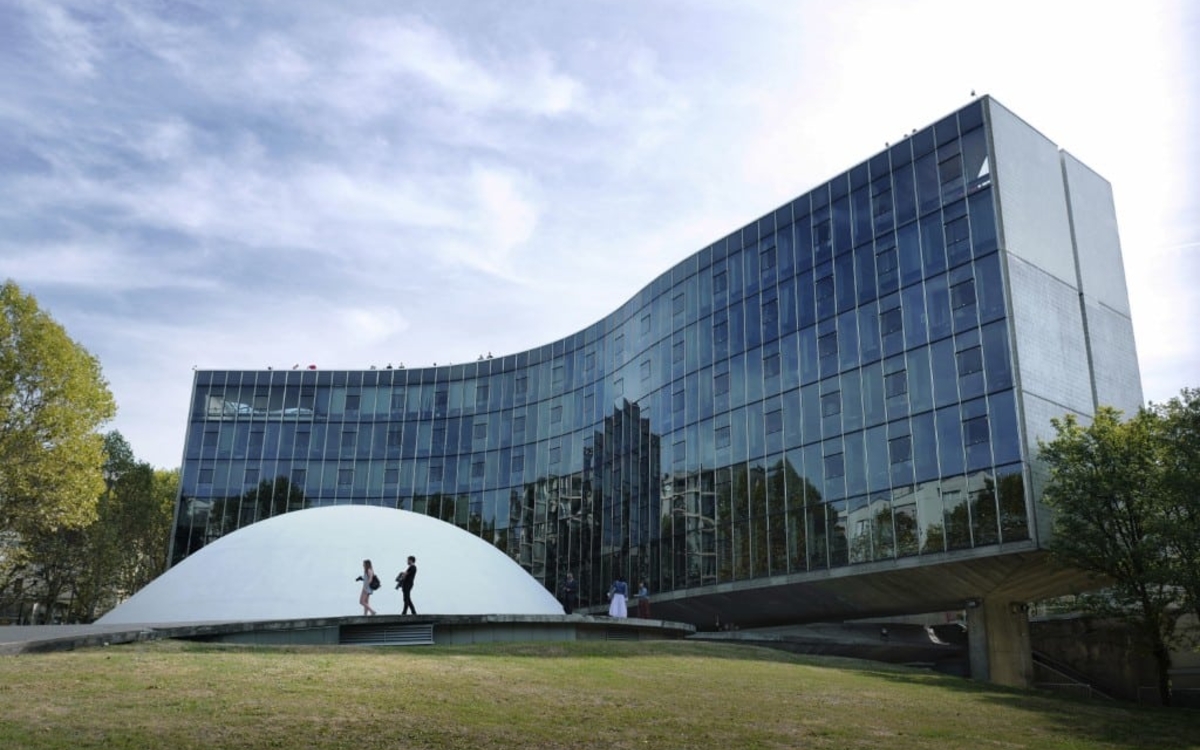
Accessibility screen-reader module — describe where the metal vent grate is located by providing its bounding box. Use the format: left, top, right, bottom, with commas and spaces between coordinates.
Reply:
605, 628, 638, 641
340, 622, 434, 646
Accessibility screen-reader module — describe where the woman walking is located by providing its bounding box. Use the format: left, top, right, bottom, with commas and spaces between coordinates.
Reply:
357, 559, 377, 616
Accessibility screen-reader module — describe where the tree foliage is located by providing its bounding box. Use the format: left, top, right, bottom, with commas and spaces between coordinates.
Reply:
1039, 391, 1200, 707
0, 280, 116, 537
69, 432, 178, 621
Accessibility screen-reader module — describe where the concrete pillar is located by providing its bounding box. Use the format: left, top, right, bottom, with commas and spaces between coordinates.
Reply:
966, 598, 1034, 687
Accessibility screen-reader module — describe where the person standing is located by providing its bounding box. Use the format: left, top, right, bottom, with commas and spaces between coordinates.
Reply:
395, 555, 418, 615
607, 575, 628, 618
356, 559, 377, 616
562, 573, 579, 614
635, 580, 651, 618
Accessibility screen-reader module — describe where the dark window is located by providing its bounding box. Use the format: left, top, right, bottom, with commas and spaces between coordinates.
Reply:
512, 454, 524, 473
945, 216, 970, 259
714, 321, 728, 343
199, 468, 214, 483
516, 376, 528, 395
714, 372, 730, 396
553, 365, 564, 385
384, 467, 399, 484
585, 352, 595, 371
341, 430, 356, 448
672, 340, 685, 363
474, 385, 487, 408
716, 425, 732, 448
764, 352, 781, 379
964, 416, 990, 445
640, 314, 651, 334
640, 360, 651, 381
766, 410, 783, 434
885, 370, 908, 398
473, 422, 487, 439
388, 428, 403, 447
951, 279, 976, 309
889, 435, 912, 464
514, 415, 526, 433
881, 307, 903, 334
761, 245, 777, 270
472, 460, 486, 477
338, 468, 353, 486
551, 405, 563, 423
714, 270, 728, 294
429, 462, 443, 481
825, 452, 845, 478
818, 332, 838, 358
876, 247, 898, 273
393, 391, 408, 411
291, 468, 306, 486
345, 394, 360, 411
673, 293, 685, 316
822, 391, 842, 417
816, 276, 834, 301
957, 346, 984, 376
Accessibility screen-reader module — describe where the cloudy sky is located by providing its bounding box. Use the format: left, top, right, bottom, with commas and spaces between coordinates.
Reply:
1, 0, 1196, 469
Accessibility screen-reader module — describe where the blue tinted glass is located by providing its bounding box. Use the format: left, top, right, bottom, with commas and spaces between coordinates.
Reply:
851, 187, 872, 246
925, 274, 951, 340
855, 243, 877, 303
920, 212, 946, 276
866, 425, 889, 491
915, 152, 940, 215
841, 369, 864, 432
982, 320, 1013, 391
844, 432, 866, 496
935, 404, 965, 476
835, 252, 856, 313
901, 284, 928, 348
989, 389, 1021, 464
862, 361, 885, 426
897, 222, 921, 285
893, 163, 917, 224
930, 337, 958, 407
838, 309, 859, 371
858, 300, 881, 364
975, 252, 1005, 323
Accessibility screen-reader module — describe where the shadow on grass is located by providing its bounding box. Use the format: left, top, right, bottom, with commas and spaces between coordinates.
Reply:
842, 658, 1200, 750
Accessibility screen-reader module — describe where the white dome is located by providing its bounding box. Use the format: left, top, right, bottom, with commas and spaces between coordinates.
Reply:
98, 505, 563, 624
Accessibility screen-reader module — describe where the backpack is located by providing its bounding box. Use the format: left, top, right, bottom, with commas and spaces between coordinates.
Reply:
369, 574, 381, 591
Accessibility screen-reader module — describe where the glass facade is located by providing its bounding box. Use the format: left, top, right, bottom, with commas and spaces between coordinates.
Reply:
171, 99, 1034, 612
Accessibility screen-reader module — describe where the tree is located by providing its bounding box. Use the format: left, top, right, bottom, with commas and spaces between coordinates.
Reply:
1152, 389, 1200, 624
1039, 406, 1182, 706
64, 433, 179, 622
0, 280, 116, 617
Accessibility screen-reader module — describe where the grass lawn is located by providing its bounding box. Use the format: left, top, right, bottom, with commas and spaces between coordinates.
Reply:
0, 639, 1196, 749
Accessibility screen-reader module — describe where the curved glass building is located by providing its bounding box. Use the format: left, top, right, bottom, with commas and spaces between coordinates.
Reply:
170, 97, 1141, 671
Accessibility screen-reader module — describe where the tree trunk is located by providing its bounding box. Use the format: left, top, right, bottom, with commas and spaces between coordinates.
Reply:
1153, 643, 1173, 706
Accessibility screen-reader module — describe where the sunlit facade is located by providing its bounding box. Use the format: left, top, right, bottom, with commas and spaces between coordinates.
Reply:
170, 97, 1141, 625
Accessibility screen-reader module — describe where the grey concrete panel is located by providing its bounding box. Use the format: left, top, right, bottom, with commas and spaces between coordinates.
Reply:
989, 101, 1077, 286
1083, 301, 1143, 414
1006, 256, 1094, 416
1062, 152, 1132, 317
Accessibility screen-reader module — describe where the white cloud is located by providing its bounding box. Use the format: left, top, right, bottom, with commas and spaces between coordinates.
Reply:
19, 0, 100, 78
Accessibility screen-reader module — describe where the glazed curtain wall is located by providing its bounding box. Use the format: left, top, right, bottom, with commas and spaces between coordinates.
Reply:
171, 99, 1029, 609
